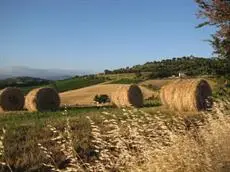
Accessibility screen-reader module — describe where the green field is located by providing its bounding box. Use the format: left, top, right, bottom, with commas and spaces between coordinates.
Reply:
19, 77, 106, 95
0, 107, 155, 171
109, 78, 143, 84
97, 72, 151, 80
54, 77, 105, 92
0, 99, 230, 171
0, 106, 200, 171
18, 73, 148, 95
18, 73, 142, 95
97, 73, 137, 80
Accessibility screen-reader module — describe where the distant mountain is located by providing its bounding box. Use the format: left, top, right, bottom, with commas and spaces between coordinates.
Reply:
0, 66, 93, 80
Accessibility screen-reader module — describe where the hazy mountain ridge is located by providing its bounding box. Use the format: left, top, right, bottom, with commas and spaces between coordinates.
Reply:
0, 66, 93, 80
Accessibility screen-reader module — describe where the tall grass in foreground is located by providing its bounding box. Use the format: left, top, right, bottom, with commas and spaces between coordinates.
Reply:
0, 99, 230, 171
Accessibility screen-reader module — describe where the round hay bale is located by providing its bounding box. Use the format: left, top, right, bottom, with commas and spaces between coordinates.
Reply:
0, 87, 25, 111
111, 85, 143, 108
160, 79, 212, 112
25, 87, 60, 112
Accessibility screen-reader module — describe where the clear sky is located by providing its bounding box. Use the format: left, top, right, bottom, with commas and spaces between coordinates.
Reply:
0, 0, 215, 72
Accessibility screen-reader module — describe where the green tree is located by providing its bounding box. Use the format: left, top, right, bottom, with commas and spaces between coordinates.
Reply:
196, 0, 230, 59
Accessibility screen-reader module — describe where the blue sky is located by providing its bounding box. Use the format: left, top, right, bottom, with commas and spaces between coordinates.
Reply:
0, 0, 215, 72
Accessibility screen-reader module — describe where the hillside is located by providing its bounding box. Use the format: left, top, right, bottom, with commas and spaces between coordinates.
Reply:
1, 56, 229, 96
54, 76, 106, 93
0, 75, 106, 95
60, 84, 155, 106
104, 56, 230, 78
0, 66, 92, 80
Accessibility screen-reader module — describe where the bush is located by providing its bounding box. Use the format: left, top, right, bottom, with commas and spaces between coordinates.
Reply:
144, 99, 161, 107
143, 95, 161, 107
94, 94, 110, 104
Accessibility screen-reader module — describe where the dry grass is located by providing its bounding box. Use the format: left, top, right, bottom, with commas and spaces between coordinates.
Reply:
141, 100, 230, 172
0, 97, 229, 171
0, 87, 24, 112
34, 99, 230, 172
25, 87, 60, 112
60, 84, 154, 107
160, 79, 212, 112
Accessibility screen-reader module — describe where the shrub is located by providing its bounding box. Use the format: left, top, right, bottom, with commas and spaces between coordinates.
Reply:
94, 94, 110, 104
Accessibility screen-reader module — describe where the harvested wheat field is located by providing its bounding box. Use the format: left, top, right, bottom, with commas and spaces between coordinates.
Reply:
160, 79, 212, 112
60, 84, 154, 107
140, 79, 173, 89
0, 87, 25, 112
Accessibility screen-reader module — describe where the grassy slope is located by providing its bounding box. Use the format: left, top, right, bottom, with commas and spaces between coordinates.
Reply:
97, 73, 151, 84
54, 77, 105, 92
19, 77, 105, 95
1, 102, 230, 171
97, 73, 136, 80
109, 78, 143, 84
18, 73, 140, 95
0, 107, 143, 171
17, 73, 144, 95
0, 106, 187, 171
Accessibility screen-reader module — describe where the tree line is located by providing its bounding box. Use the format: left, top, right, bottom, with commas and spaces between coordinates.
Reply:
0, 77, 50, 89
104, 56, 230, 78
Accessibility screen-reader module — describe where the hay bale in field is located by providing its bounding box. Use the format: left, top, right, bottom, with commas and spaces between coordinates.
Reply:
25, 87, 60, 112
160, 79, 212, 112
0, 87, 24, 111
111, 85, 143, 108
